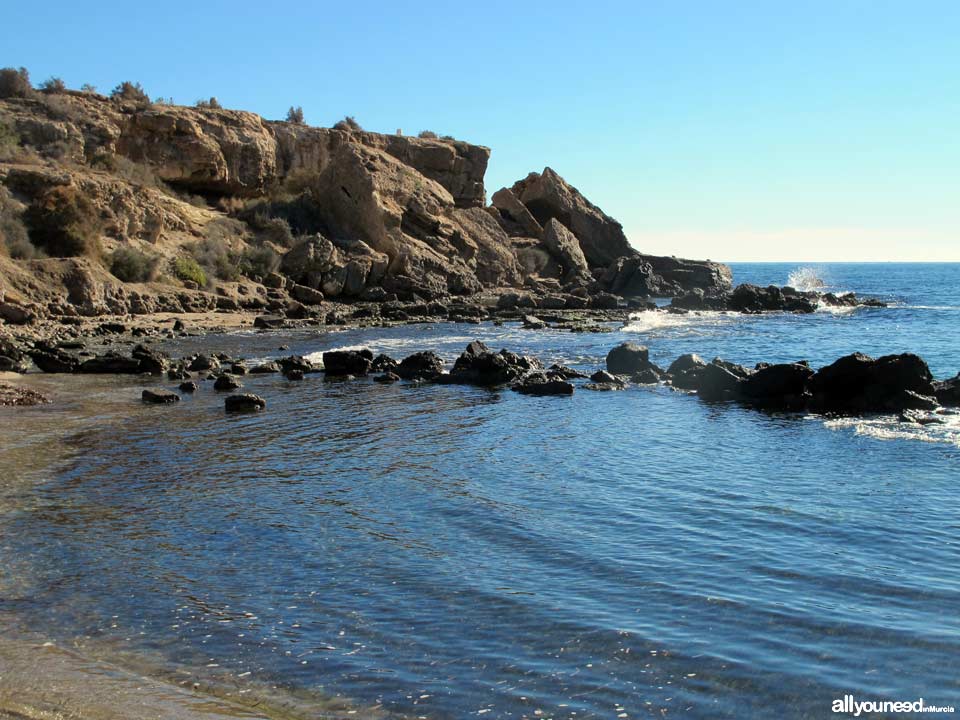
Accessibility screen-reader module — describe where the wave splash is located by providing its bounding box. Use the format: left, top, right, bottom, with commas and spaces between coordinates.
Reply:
787, 266, 827, 291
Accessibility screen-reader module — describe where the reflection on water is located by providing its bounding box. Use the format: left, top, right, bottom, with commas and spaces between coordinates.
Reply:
1, 263, 960, 719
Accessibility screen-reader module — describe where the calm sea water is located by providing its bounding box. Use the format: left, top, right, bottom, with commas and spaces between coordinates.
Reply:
1, 263, 959, 718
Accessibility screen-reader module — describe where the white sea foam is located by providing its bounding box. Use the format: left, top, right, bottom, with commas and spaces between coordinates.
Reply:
621, 310, 742, 335
822, 413, 960, 447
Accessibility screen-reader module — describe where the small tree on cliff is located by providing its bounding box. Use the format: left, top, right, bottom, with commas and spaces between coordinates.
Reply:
286, 106, 305, 124
196, 97, 222, 109
0, 67, 33, 99
39, 77, 66, 93
333, 115, 362, 131
110, 81, 151, 105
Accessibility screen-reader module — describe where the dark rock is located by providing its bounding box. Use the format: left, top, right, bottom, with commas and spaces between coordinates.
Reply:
290, 284, 325, 306
933, 375, 960, 407
667, 353, 707, 375
589, 292, 620, 310
173, 319, 185, 332
808, 352, 935, 414
548, 364, 589, 379
632, 367, 662, 384
254, 315, 286, 330
740, 363, 814, 409
214, 375, 242, 391
445, 342, 542, 386
278, 355, 315, 374
323, 350, 372, 376
249, 362, 281, 374
396, 351, 445, 381
178, 381, 199, 393
522, 314, 547, 330
29, 349, 80, 373
285, 369, 305, 381
511, 373, 575, 396
584, 382, 624, 391
0, 382, 49, 406
188, 354, 220, 372
606, 342, 650, 374
230, 363, 248, 375
695, 361, 746, 402
80, 353, 143, 374
225, 394, 266, 412
370, 354, 398, 372
167, 366, 190, 380
899, 410, 944, 425
374, 372, 401, 384
590, 370, 623, 384
142, 388, 180, 404
132, 345, 169, 375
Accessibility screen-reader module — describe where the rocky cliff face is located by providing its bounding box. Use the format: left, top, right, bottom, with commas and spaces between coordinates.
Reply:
0, 89, 731, 322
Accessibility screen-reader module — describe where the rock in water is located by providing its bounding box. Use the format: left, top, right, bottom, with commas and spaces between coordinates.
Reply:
225, 394, 266, 412
142, 388, 180, 404
0, 382, 50, 406
178, 381, 199, 393
606, 343, 650, 374
214, 375, 242, 391
323, 350, 372, 376
740, 363, 814, 410
512, 374, 575, 396
933, 375, 960, 407
396, 351, 445, 381
808, 352, 936, 413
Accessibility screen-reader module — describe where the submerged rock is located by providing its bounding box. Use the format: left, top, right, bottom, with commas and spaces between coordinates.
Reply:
511, 373, 575, 396
213, 374, 242, 391
0, 382, 50, 406
141, 388, 180, 404
225, 394, 266, 412
178, 381, 199, 393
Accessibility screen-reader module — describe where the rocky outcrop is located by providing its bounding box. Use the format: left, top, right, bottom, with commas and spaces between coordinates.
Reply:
542, 219, 590, 281
509, 168, 632, 267
669, 284, 886, 314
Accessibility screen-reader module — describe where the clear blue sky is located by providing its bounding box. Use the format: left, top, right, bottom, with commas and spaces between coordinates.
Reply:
3, 1, 958, 261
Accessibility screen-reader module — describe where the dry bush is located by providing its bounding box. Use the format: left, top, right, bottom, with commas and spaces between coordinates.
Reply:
333, 116, 362, 131
0, 67, 33, 99
39, 77, 66, 93
109, 246, 159, 282
196, 97, 222, 109
23, 185, 104, 258
240, 245, 279, 279
0, 186, 42, 259
418, 130, 438, 139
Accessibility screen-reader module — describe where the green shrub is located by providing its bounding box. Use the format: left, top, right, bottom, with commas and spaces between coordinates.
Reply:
333, 116, 362, 131
23, 186, 103, 258
0, 67, 32, 99
111, 81, 150, 105
172, 256, 207, 287
191, 232, 242, 282
196, 97, 222, 109
39, 77, 66, 93
109, 246, 159, 282
286, 106, 305, 124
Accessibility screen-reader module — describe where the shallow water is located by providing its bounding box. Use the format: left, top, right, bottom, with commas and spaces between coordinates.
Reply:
1, 263, 959, 718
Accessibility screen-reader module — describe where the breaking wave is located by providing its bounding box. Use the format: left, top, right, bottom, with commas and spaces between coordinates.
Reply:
786, 266, 827, 291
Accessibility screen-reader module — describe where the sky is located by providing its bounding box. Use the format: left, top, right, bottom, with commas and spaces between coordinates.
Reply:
2, 1, 958, 261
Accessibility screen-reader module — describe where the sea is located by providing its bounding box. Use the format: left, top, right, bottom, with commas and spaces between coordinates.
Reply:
1, 262, 958, 719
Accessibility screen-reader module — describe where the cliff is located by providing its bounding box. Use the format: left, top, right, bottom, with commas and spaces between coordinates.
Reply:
0, 88, 731, 323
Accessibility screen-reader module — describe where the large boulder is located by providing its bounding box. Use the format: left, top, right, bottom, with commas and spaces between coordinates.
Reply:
694, 360, 749, 402
322, 349, 372, 376
508, 167, 632, 267
396, 351, 445, 381
542, 218, 590, 280
933, 375, 960, 407
606, 342, 651, 375
740, 363, 814, 409
444, 341, 542, 386
808, 352, 936, 413
491, 187, 543, 237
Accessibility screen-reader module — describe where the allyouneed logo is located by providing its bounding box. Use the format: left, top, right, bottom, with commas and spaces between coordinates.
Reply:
833, 695, 956, 716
